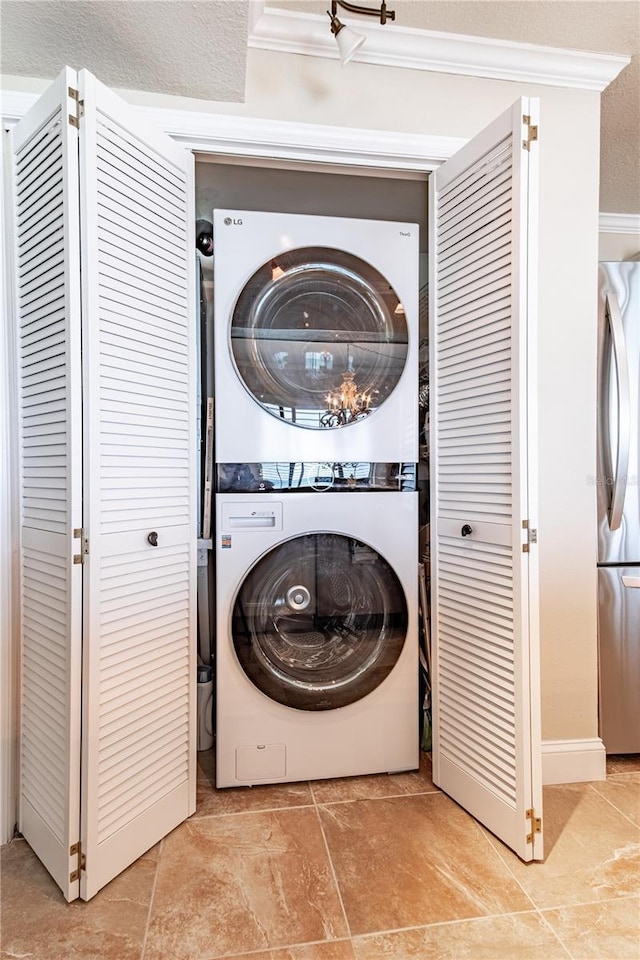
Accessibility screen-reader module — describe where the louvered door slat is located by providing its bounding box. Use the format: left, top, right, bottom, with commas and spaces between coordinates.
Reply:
96, 155, 186, 226
19, 200, 64, 250
98, 225, 187, 279
439, 235, 512, 284
440, 318, 511, 352
439, 210, 513, 265
16, 127, 61, 177
20, 286, 65, 322
97, 201, 187, 264
430, 99, 542, 861
78, 69, 195, 900
97, 187, 186, 255
97, 111, 186, 188
22, 324, 66, 355
98, 247, 188, 293
439, 160, 512, 224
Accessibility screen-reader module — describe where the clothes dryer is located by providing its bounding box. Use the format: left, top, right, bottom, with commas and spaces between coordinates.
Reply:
215, 484, 419, 787
213, 210, 419, 464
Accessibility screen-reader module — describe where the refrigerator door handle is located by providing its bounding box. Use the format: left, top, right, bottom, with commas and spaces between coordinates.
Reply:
606, 289, 631, 531
622, 575, 640, 589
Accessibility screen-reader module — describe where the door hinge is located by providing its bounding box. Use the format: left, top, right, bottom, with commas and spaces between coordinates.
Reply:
68, 87, 85, 128
525, 807, 542, 844
522, 114, 538, 151
73, 528, 89, 564
522, 520, 538, 553
69, 841, 86, 882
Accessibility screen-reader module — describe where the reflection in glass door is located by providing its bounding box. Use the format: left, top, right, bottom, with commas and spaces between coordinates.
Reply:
230, 247, 409, 430
232, 533, 408, 710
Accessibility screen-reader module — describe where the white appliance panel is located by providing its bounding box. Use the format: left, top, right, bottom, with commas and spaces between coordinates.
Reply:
215, 491, 419, 786
213, 210, 419, 463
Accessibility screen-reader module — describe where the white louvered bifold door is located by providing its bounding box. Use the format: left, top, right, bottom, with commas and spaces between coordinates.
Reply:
77, 70, 196, 899
429, 98, 542, 861
10, 68, 84, 902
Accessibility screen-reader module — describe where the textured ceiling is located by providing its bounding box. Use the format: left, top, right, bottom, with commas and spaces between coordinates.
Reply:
1, 0, 638, 213
271, 0, 640, 214
0, 0, 250, 102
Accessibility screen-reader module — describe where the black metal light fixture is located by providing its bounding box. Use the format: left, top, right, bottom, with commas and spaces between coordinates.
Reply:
327, 0, 396, 65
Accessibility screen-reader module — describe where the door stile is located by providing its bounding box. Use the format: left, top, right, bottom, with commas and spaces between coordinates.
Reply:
509, 98, 543, 859
10, 67, 84, 900
521, 99, 543, 860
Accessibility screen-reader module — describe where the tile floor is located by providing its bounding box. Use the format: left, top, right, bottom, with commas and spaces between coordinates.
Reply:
1, 753, 638, 960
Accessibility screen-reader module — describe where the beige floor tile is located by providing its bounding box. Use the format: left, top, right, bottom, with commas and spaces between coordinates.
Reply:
590, 773, 640, 827
486, 783, 640, 910
310, 751, 436, 804
194, 748, 314, 817
1, 837, 157, 960
270, 945, 356, 960
230, 941, 356, 959
317, 792, 532, 936
194, 774, 314, 819
351, 911, 571, 959
606, 756, 640, 775
542, 895, 640, 959
144, 808, 348, 960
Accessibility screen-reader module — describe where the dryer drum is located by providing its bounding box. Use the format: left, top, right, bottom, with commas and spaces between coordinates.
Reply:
232, 533, 408, 710
229, 247, 409, 429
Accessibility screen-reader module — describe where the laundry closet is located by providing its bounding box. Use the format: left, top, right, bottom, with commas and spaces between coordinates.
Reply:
6, 66, 547, 904
194, 163, 428, 791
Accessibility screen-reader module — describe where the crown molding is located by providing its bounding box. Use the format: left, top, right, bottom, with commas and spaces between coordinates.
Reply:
249, 7, 629, 92
140, 108, 464, 169
599, 212, 640, 235
1, 90, 38, 125
2, 89, 463, 171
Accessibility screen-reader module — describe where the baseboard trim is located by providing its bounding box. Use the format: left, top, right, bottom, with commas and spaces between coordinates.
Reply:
542, 738, 606, 784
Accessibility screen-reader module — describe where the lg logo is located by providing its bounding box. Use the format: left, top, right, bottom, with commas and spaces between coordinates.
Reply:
224, 217, 243, 226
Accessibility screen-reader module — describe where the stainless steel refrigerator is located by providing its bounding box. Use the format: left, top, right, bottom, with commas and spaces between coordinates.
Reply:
597, 260, 640, 754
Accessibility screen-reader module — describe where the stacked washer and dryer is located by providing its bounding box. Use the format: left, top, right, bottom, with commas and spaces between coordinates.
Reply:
213, 209, 420, 787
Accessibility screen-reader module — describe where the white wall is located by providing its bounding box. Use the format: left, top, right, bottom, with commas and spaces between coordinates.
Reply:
599, 231, 640, 261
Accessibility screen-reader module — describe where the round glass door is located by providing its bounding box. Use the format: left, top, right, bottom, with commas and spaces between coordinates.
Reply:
232, 533, 408, 710
230, 247, 408, 429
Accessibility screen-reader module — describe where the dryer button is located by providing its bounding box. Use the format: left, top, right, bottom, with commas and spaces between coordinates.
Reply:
285, 585, 311, 611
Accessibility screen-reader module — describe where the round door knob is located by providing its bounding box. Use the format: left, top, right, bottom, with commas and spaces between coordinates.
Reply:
461, 524, 473, 537
147, 531, 159, 547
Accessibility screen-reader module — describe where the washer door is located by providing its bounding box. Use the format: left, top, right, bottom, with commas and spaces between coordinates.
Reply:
230, 247, 408, 429
232, 533, 408, 710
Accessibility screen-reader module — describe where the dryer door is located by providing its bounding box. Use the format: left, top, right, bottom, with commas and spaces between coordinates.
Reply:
232, 533, 408, 709
230, 247, 408, 429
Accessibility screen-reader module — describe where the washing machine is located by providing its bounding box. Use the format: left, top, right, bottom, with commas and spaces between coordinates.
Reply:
215, 475, 419, 787
213, 209, 419, 464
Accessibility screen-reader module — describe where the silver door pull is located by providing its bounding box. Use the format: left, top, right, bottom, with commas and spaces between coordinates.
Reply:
622, 576, 640, 589
148, 531, 158, 546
